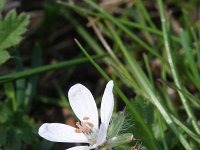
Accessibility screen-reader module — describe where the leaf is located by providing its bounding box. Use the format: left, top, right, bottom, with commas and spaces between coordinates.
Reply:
0, 50, 11, 64
24, 44, 42, 108
0, 125, 7, 145
0, 0, 5, 13
14, 51, 26, 109
0, 103, 11, 123
4, 82, 17, 111
0, 10, 29, 51
7, 127, 21, 150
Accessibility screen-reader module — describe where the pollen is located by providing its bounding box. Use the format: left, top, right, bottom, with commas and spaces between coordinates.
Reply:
75, 117, 94, 133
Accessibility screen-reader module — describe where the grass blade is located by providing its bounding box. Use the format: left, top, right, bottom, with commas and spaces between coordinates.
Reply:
157, 0, 200, 136
0, 54, 106, 84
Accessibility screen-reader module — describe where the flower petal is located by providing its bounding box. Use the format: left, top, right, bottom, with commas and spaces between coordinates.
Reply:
93, 123, 107, 148
68, 84, 98, 128
100, 81, 114, 132
66, 146, 90, 150
38, 123, 88, 143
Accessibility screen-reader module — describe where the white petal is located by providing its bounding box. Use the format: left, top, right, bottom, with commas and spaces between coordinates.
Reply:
38, 123, 88, 143
66, 146, 90, 150
68, 84, 98, 128
100, 81, 114, 132
93, 123, 107, 148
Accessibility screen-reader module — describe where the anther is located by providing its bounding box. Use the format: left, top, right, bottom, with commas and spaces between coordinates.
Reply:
76, 122, 82, 128
86, 122, 94, 128
75, 128, 82, 133
83, 117, 90, 120
74, 117, 95, 134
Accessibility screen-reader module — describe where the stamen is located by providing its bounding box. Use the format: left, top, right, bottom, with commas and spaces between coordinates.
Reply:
86, 122, 94, 128
74, 116, 99, 145
74, 117, 94, 134
76, 122, 83, 129
75, 128, 82, 133
83, 117, 90, 120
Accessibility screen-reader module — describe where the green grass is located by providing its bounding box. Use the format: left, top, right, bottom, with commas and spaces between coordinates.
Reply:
61, 0, 200, 149
0, 0, 200, 149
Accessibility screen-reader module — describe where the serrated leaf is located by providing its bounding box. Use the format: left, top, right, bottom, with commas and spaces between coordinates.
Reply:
0, 10, 29, 51
0, 50, 11, 64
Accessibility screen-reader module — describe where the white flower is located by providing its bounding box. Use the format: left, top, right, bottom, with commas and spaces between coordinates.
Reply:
38, 80, 114, 150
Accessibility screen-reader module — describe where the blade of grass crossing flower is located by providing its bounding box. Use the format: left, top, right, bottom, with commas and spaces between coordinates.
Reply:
75, 39, 160, 150
106, 13, 193, 149
157, 0, 200, 135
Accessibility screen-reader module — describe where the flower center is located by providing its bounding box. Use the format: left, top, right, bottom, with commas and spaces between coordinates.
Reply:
75, 117, 99, 145
75, 117, 94, 133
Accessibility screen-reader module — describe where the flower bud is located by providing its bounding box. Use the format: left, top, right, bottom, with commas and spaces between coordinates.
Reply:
108, 111, 125, 138
109, 133, 133, 148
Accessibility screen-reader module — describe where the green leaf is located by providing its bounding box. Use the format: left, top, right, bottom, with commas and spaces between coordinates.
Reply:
108, 111, 126, 138
0, 10, 29, 51
14, 51, 26, 109
4, 82, 17, 111
0, 0, 5, 13
0, 50, 11, 64
110, 133, 133, 148
0, 103, 11, 123
0, 125, 7, 145
24, 44, 42, 108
